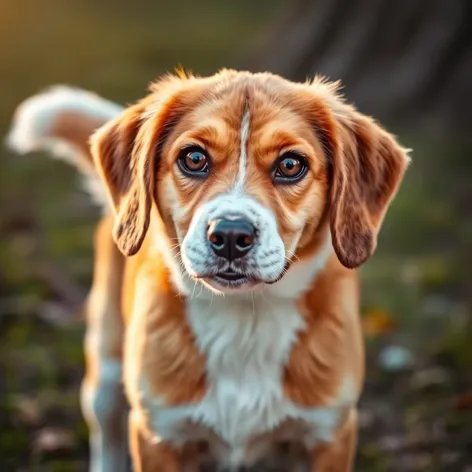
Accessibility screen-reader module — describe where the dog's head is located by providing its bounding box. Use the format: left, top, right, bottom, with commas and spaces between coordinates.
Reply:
91, 70, 409, 294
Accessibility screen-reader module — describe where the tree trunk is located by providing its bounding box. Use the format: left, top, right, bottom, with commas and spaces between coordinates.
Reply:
244, 0, 472, 134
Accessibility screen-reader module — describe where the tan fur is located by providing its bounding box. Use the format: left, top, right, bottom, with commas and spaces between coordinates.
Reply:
310, 409, 358, 472
122, 235, 208, 406
284, 251, 363, 407
11, 70, 409, 471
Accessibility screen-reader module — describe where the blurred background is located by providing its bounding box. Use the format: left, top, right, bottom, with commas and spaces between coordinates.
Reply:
0, 0, 471, 470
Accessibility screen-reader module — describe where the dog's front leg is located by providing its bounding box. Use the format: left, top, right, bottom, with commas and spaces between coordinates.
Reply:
81, 356, 128, 472
80, 217, 129, 472
129, 411, 182, 472
309, 409, 357, 472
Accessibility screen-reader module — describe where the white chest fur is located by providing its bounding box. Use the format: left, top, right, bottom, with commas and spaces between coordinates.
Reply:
147, 289, 350, 457
186, 293, 305, 445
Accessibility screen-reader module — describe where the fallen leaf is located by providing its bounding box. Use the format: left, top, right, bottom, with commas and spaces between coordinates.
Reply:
454, 390, 472, 411
362, 308, 398, 337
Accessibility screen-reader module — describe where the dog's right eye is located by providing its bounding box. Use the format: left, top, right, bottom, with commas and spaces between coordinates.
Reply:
177, 146, 210, 177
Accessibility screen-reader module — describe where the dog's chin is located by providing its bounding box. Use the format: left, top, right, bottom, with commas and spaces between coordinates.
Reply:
185, 266, 283, 295
182, 256, 291, 294
201, 274, 263, 294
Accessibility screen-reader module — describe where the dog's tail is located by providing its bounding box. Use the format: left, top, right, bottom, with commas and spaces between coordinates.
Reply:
7, 86, 123, 208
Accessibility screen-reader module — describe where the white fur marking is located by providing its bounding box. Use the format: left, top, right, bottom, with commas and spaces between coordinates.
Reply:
234, 108, 250, 192
149, 293, 305, 446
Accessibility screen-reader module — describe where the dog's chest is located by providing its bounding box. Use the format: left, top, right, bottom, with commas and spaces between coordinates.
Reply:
149, 296, 299, 440
188, 295, 303, 443
149, 294, 341, 451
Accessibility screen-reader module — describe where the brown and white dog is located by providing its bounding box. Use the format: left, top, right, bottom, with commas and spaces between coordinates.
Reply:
8, 70, 409, 472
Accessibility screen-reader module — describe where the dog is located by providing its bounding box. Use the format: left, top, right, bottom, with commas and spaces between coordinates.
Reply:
8, 69, 409, 472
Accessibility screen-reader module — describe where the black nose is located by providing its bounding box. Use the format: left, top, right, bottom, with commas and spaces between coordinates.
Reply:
207, 219, 256, 261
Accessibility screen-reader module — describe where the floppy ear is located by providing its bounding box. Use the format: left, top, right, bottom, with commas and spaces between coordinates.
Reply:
327, 104, 410, 269
90, 101, 154, 256
90, 74, 201, 256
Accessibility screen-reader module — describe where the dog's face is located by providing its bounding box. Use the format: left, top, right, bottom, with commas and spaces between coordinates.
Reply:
157, 78, 333, 293
92, 70, 409, 294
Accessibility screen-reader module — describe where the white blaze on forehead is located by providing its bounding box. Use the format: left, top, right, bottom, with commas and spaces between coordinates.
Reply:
234, 108, 250, 192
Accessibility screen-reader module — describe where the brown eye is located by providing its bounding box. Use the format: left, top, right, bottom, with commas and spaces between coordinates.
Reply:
178, 146, 209, 177
274, 153, 307, 183
185, 150, 207, 171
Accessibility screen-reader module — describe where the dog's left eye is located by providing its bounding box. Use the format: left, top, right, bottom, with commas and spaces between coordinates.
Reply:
177, 146, 209, 177
274, 153, 307, 183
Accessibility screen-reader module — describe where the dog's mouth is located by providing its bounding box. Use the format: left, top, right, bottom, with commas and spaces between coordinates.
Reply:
211, 269, 258, 289
192, 263, 291, 292
214, 268, 247, 281
195, 268, 261, 291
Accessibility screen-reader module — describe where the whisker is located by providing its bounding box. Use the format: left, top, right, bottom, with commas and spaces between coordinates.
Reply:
285, 249, 300, 262
190, 280, 197, 300
259, 288, 268, 303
